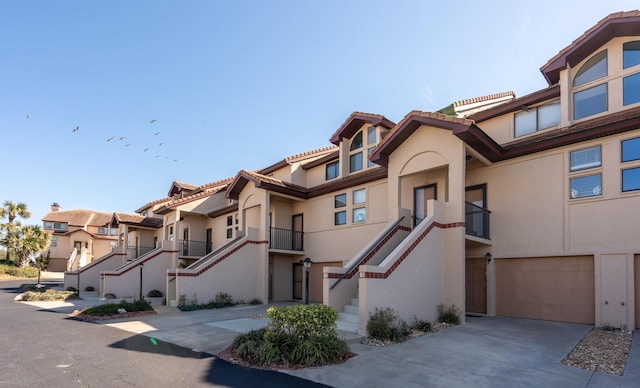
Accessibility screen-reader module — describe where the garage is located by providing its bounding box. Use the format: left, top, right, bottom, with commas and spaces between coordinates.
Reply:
496, 256, 594, 324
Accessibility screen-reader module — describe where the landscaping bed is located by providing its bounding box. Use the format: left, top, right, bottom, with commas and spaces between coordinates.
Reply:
562, 327, 634, 375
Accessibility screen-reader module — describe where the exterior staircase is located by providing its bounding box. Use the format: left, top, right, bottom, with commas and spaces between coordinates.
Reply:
336, 298, 359, 333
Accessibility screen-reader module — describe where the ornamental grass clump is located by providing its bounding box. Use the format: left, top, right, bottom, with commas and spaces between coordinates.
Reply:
366, 307, 410, 342
437, 304, 461, 325
231, 304, 349, 368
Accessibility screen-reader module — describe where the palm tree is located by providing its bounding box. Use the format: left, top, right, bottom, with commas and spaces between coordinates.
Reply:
14, 225, 50, 267
0, 201, 31, 263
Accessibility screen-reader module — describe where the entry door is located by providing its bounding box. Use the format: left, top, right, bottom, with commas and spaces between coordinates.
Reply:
292, 214, 303, 251
465, 258, 487, 314
293, 263, 303, 299
205, 228, 212, 254
182, 228, 189, 255
74, 241, 82, 253
413, 184, 437, 226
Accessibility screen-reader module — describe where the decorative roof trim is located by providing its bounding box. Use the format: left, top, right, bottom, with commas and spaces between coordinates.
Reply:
540, 10, 640, 85
329, 112, 395, 145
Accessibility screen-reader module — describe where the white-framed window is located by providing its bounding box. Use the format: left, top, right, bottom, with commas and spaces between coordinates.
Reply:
334, 193, 346, 225
97, 227, 108, 235
110, 227, 118, 236
570, 146, 602, 172
514, 100, 560, 137
349, 127, 380, 173
44, 221, 53, 229
50, 236, 57, 247
349, 131, 363, 173
353, 207, 366, 223
353, 188, 366, 204
366, 126, 377, 168
53, 222, 67, 231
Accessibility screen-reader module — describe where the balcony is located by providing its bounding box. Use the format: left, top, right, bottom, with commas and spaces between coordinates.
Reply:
465, 201, 491, 240
179, 239, 211, 257
269, 227, 304, 251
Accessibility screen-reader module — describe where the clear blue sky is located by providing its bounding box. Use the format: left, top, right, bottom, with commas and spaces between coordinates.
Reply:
0, 0, 637, 224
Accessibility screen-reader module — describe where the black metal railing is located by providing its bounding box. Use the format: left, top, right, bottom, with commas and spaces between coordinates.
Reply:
465, 201, 491, 239
269, 227, 304, 251
179, 239, 210, 257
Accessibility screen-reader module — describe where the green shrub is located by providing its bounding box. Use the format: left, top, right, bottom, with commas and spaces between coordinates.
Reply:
82, 299, 153, 316
267, 304, 338, 341
21, 289, 78, 301
0, 264, 39, 277
214, 292, 234, 306
437, 304, 460, 325
366, 307, 409, 342
413, 317, 432, 332
84, 286, 95, 292
249, 298, 262, 305
231, 305, 348, 368
147, 289, 163, 297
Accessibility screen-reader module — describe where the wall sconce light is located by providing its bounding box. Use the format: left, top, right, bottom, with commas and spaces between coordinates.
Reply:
485, 252, 492, 262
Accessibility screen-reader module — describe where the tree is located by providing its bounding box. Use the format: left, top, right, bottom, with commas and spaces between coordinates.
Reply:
13, 225, 50, 267
0, 201, 32, 263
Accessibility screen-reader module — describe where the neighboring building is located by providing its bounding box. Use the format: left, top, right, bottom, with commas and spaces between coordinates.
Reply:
42, 203, 118, 272
83, 11, 640, 334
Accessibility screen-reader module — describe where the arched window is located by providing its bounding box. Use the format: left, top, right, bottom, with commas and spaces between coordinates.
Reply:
573, 50, 607, 87
349, 131, 364, 173
573, 51, 608, 120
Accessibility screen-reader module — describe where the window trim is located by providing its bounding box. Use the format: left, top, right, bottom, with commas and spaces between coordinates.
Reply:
573, 50, 608, 87
622, 166, 640, 192
621, 136, 640, 163
514, 100, 560, 138
325, 161, 339, 180
570, 145, 602, 172
569, 173, 603, 199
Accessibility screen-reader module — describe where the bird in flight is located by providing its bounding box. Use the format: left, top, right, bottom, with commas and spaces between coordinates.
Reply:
73, 126, 79, 132
150, 119, 157, 124
125, 144, 131, 147
159, 142, 164, 146
144, 148, 149, 152
107, 136, 116, 142
26, 114, 30, 119
154, 131, 160, 136
120, 136, 126, 140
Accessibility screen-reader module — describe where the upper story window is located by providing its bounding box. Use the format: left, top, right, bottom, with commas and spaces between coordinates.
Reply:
514, 100, 560, 137
44, 221, 53, 229
349, 126, 380, 173
623, 41, 640, 69
50, 236, 57, 247
97, 227, 108, 235
622, 137, 640, 162
325, 161, 339, 180
53, 222, 67, 231
573, 50, 608, 120
573, 50, 608, 87
110, 227, 118, 236
349, 131, 364, 173
334, 193, 347, 225
570, 146, 601, 172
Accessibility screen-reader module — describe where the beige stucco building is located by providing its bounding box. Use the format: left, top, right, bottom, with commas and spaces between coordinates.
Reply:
64, 11, 640, 335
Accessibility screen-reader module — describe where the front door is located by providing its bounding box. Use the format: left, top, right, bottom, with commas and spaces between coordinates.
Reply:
293, 263, 303, 299
182, 228, 189, 255
205, 228, 212, 254
413, 184, 437, 226
465, 258, 487, 314
74, 241, 82, 253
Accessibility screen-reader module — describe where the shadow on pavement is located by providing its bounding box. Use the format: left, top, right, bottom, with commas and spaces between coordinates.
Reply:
205, 357, 332, 387
110, 334, 214, 359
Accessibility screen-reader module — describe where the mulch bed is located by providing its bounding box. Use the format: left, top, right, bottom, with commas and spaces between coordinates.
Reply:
217, 346, 356, 371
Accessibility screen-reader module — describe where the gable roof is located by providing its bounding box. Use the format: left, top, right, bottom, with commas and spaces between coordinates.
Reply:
226, 170, 308, 200
541, 10, 640, 85
42, 209, 112, 227
258, 146, 338, 176
468, 85, 561, 123
168, 181, 199, 197
329, 112, 395, 145
155, 180, 232, 215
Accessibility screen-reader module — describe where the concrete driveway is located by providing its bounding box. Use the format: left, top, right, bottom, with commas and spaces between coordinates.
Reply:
286, 316, 640, 388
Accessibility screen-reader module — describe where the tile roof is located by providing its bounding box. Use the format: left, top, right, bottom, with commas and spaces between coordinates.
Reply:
468, 85, 561, 123
227, 170, 308, 200
42, 209, 113, 227
541, 10, 640, 84
259, 146, 338, 175
135, 196, 173, 213
112, 212, 164, 228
